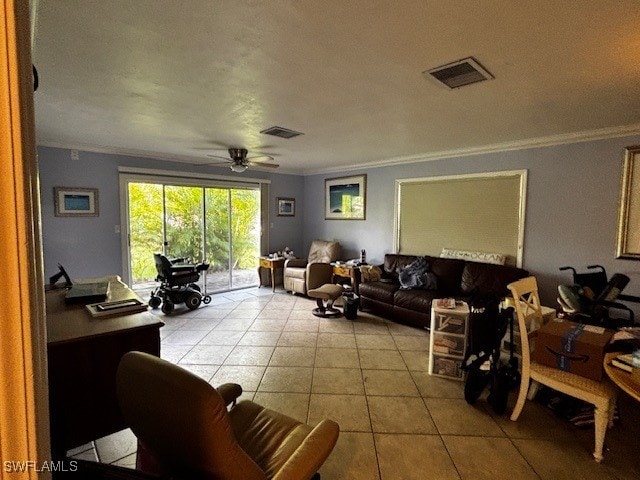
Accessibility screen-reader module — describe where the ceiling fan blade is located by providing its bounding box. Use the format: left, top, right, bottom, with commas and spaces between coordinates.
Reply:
248, 161, 279, 169
206, 154, 233, 161
246, 154, 275, 163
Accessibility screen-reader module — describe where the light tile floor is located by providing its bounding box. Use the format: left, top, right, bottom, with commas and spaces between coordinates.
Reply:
70, 288, 640, 479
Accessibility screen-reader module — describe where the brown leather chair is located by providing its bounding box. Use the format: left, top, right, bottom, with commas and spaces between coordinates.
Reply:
116, 351, 339, 480
283, 240, 341, 295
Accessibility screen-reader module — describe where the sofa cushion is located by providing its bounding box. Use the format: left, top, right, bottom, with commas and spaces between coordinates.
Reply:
460, 261, 529, 296
358, 281, 400, 304
425, 256, 466, 295
393, 289, 441, 313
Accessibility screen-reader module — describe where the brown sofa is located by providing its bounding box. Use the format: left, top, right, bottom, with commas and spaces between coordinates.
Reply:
359, 254, 529, 329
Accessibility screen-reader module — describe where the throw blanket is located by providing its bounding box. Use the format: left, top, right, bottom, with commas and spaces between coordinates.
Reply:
399, 257, 437, 290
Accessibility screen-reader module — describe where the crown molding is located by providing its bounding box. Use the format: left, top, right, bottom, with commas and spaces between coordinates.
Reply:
37, 122, 640, 177
302, 123, 640, 176
36, 140, 304, 176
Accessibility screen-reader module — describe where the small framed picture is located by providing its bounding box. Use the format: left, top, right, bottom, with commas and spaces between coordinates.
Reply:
54, 187, 99, 217
277, 197, 295, 217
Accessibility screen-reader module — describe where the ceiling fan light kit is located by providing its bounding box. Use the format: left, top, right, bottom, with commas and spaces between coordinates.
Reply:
207, 147, 279, 172
230, 163, 248, 173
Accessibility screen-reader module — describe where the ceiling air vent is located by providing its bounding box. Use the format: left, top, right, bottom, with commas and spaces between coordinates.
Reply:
260, 126, 304, 139
424, 57, 493, 89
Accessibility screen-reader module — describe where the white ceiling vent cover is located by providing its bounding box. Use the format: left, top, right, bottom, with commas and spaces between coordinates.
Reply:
260, 126, 304, 139
424, 57, 494, 89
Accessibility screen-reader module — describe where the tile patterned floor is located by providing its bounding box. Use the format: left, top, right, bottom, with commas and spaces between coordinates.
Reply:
70, 287, 640, 479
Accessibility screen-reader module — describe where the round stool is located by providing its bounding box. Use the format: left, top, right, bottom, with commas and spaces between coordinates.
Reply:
307, 284, 343, 318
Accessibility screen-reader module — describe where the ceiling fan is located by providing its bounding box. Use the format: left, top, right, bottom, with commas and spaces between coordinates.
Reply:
207, 148, 279, 173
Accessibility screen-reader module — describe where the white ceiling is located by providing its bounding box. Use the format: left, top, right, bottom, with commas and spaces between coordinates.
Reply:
32, 1, 640, 175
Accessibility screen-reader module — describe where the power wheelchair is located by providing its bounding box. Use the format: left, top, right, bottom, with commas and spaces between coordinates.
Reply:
148, 254, 211, 314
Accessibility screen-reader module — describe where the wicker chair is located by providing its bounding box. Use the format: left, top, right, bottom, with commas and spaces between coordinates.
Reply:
507, 276, 617, 462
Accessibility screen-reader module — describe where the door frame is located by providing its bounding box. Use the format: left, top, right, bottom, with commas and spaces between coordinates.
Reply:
118, 167, 270, 288
1, 0, 51, 475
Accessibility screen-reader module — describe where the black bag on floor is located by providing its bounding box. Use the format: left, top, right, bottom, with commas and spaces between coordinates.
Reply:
463, 293, 518, 413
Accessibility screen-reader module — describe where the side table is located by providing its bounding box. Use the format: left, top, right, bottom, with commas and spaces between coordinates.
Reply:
332, 264, 361, 293
258, 257, 286, 292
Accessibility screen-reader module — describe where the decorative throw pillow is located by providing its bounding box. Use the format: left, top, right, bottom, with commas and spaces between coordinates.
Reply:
440, 248, 506, 265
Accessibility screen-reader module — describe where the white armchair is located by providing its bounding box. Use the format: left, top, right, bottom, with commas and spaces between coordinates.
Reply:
283, 240, 341, 295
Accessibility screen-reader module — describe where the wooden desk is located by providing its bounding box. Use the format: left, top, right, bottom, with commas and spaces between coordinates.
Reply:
332, 264, 361, 293
258, 257, 285, 291
604, 352, 640, 402
46, 276, 163, 457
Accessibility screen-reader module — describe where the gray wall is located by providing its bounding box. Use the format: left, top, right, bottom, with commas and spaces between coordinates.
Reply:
39, 135, 640, 309
302, 135, 640, 306
38, 146, 305, 281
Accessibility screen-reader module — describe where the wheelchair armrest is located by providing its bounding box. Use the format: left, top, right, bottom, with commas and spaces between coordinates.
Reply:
599, 300, 634, 323
618, 294, 640, 304
196, 262, 210, 272
169, 257, 188, 264
168, 265, 196, 273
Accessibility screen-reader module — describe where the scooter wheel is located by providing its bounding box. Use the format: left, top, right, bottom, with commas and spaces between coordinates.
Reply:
202, 295, 211, 305
188, 283, 201, 292
149, 296, 162, 309
185, 292, 202, 310
161, 301, 174, 315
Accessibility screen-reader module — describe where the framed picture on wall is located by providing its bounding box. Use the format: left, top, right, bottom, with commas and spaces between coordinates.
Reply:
54, 187, 99, 217
616, 146, 640, 259
325, 174, 367, 220
277, 197, 295, 217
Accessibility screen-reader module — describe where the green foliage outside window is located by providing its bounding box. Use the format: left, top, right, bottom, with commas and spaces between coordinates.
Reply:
128, 183, 260, 282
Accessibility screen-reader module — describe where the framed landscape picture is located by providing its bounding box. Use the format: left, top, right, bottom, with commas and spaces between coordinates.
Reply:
616, 146, 640, 259
325, 174, 366, 220
54, 187, 99, 217
277, 197, 295, 216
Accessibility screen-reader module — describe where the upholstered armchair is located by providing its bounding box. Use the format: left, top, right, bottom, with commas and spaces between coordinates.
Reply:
283, 240, 341, 295
117, 351, 339, 480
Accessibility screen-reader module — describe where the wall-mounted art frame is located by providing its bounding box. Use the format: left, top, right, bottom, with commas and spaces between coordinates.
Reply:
277, 197, 295, 217
616, 146, 640, 259
54, 187, 99, 217
325, 174, 367, 220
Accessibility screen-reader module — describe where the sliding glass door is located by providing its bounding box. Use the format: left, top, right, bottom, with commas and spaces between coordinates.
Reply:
125, 178, 260, 295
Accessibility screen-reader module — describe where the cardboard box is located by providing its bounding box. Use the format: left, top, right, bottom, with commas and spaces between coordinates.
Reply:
534, 319, 614, 381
